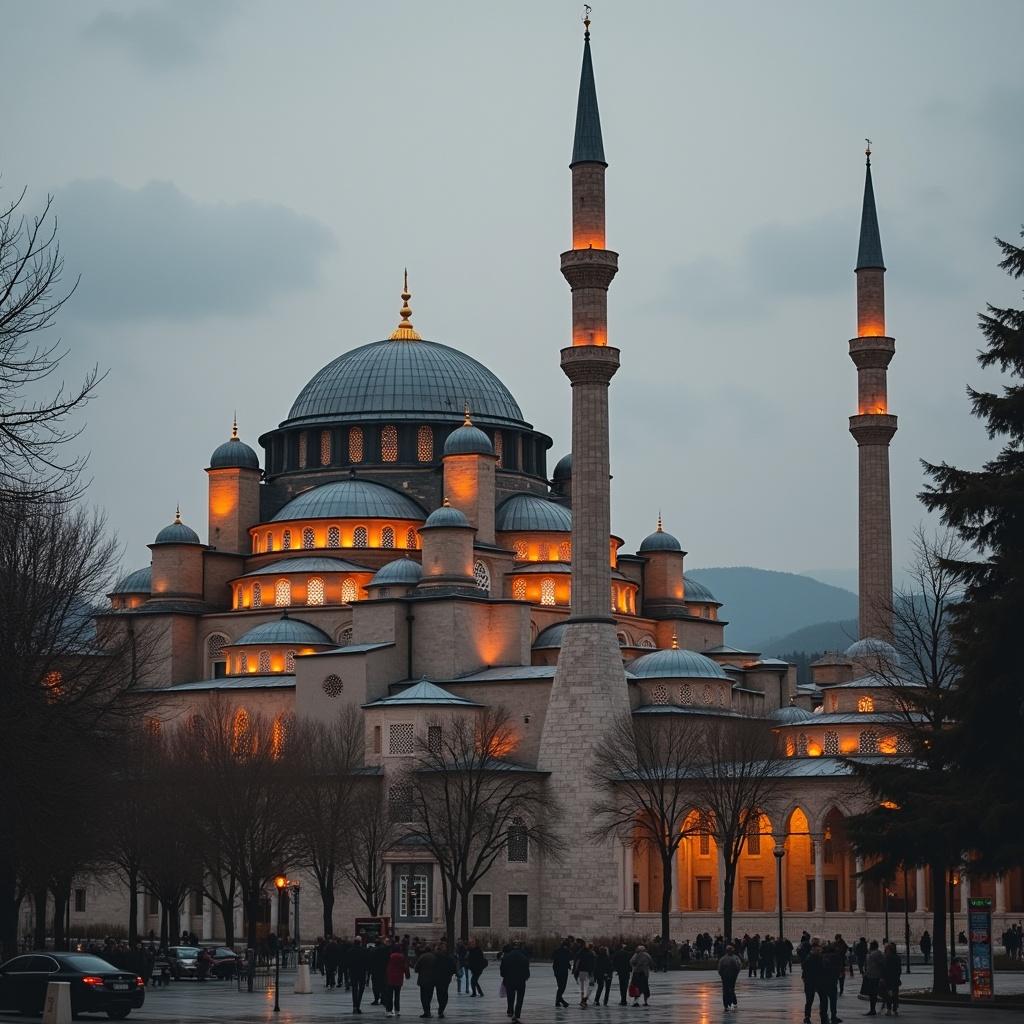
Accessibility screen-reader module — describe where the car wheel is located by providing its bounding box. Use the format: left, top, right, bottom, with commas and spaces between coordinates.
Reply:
106, 1009, 131, 1020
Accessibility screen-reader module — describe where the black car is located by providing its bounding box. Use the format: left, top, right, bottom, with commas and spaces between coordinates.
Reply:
0, 952, 145, 1019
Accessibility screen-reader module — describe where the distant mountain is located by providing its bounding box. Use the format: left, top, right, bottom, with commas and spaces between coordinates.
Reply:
761, 619, 859, 659
685, 566, 859, 651
802, 568, 859, 594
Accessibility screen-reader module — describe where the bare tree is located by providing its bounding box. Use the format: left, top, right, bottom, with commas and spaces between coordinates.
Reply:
589, 711, 699, 943
0, 189, 102, 498
340, 784, 397, 918
399, 708, 562, 945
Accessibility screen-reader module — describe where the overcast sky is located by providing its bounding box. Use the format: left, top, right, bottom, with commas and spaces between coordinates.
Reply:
4, 0, 1022, 584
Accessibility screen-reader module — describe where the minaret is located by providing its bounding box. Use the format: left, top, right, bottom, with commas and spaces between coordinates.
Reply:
849, 144, 897, 640
536, 13, 630, 935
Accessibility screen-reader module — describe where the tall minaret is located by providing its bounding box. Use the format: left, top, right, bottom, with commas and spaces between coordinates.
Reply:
849, 144, 897, 640
537, 13, 630, 935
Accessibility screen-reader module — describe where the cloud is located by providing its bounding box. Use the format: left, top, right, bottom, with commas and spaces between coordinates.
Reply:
54, 179, 335, 323
83, 0, 236, 69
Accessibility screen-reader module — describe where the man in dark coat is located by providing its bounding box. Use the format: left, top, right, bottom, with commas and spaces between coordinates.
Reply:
370, 939, 390, 1005
612, 944, 632, 1006
500, 941, 530, 1023
415, 945, 437, 1018
432, 941, 458, 1018
552, 938, 572, 1008
348, 936, 369, 1014
323, 937, 340, 990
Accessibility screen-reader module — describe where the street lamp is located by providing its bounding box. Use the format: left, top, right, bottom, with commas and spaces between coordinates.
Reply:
291, 883, 301, 958
773, 841, 786, 939
273, 875, 288, 1013
948, 870, 960, 962
883, 884, 892, 944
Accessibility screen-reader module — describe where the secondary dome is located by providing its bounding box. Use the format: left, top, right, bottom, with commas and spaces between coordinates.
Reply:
370, 557, 424, 587
444, 422, 493, 457
628, 647, 731, 680
423, 503, 471, 529
772, 702, 814, 724
496, 494, 572, 532
683, 575, 718, 603
154, 510, 201, 545
271, 480, 426, 522
533, 622, 568, 650
209, 423, 260, 470
230, 615, 334, 647
112, 566, 152, 594
845, 637, 900, 667
552, 453, 572, 482
639, 518, 682, 553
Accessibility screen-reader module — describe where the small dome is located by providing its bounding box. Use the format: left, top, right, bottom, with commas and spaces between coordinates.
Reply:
230, 615, 334, 647
683, 575, 719, 604
552, 453, 572, 482
154, 511, 201, 546
444, 423, 493, 457
845, 637, 900, 667
639, 519, 682, 553
533, 621, 568, 650
369, 557, 424, 587
210, 433, 259, 470
271, 479, 426, 522
423, 503, 471, 529
771, 703, 814, 724
496, 493, 572, 532
628, 647, 731, 681
112, 565, 152, 594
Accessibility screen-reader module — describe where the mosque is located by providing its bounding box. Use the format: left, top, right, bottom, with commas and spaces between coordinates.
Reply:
75, 22, 1023, 944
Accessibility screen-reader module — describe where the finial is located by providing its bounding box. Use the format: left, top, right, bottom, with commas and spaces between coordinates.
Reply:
443, 496, 451, 507
864, 138, 872, 165
463, 402, 473, 426
671, 630, 679, 650
657, 511, 663, 533
582, 4, 591, 38
174, 504, 182, 523
231, 412, 239, 440
389, 268, 422, 341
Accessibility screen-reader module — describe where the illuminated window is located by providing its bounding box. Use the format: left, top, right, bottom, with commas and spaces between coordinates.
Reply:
275, 579, 291, 606
512, 578, 527, 601
271, 716, 286, 759
699, 833, 710, 857
652, 684, 669, 705
558, 541, 571, 561
680, 683, 693, 703
206, 633, 228, 677
381, 425, 398, 462
381, 526, 395, 549
703, 685, 713, 705
540, 578, 556, 606
797, 733, 809, 755
473, 560, 490, 592
859, 729, 879, 754
348, 427, 364, 463
231, 708, 250, 755
824, 730, 839, 755
300, 527, 314, 550
282, 529, 292, 550
327, 525, 340, 548
252, 582, 263, 608
858, 695, 875, 713
238, 652, 249, 674
341, 578, 357, 603
320, 430, 332, 466
307, 577, 325, 606
417, 425, 433, 462
494, 431, 504, 468
285, 650, 296, 672
144, 716, 161, 737
401, 528, 414, 550
507, 817, 529, 863
322, 674, 344, 698
388, 722, 415, 756
353, 526, 367, 548
298, 433, 308, 468
513, 541, 527, 560
785, 737, 796, 757
828, 693, 839, 712
257, 650, 271, 673
538, 543, 549, 562
265, 532, 273, 552
747, 822, 761, 855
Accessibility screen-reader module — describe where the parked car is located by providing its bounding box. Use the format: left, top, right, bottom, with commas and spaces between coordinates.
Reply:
207, 947, 241, 979
0, 952, 145, 1019
166, 946, 200, 979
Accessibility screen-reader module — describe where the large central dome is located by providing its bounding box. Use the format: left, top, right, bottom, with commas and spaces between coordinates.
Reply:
286, 339, 527, 428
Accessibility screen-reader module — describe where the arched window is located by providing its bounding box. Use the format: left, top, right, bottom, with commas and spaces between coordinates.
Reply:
513, 541, 527, 560
320, 430, 332, 466
558, 540, 571, 561
797, 732, 809, 756
238, 652, 249, 674
353, 526, 368, 548
301, 527, 314, 550
252, 582, 263, 608
298, 433, 308, 468
275, 579, 291, 606
824, 730, 840, 755
494, 431, 504, 468
680, 683, 693, 703
231, 708, 250, 755
405, 527, 417, 550
338, 626, 353, 645
206, 633, 228, 677
857, 694, 875, 713
702, 685, 713, 705
282, 529, 292, 550
652, 684, 669, 705
285, 650, 296, 672
417, 426, 433, 462
271, 715, 287, 759
265, 531, 273, 552
381, 526, 395, 549
512, 578, 527, 601
341, 578, 357, 604
637, 636, 656, 649
348, 426, 364, 463
473, 560, 490, 592
327, 525, 341, 548
322, 674, 344, 697
257, 650, 271, 673
538, 543, 550, 562
307, 577, 325, 606
616, 632, 629, 647
859, 729, 879, 754
507, 817, 529, 863
540, 578, 556, 606
381, 425, 398, 462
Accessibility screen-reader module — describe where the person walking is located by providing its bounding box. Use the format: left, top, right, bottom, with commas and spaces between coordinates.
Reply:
552, 938, 572, 1008
370, 940, 390, 1006
575, 941, 596, 1006
881, 942, 901, 1016
384, 944, 409, 1019
593, 947, 613, 1007
416, 943, 437, 1018
467, 938, 487, 997
833, 935, 849, 996
349, 936, 368, 1014
718, 944, 742, 1010
861, 940, 885, 1016
454, 939, 467, 995
919, 931, 931, 965
628, 945, 653, 1007
801, 940, 823, 1024
324, 936, 340, 990
820, 940, 842, 1024
855, 937, 868, 975
612, 944, 632, 1006
432, 941, 457, 1019
500, 941, 530, 1024
747, 934, 761, 978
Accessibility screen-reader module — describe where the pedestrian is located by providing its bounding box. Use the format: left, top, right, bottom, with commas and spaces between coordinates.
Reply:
384, 944, 409, 1019
612, 944, 631, 1006
855, 936, 868, 975
370, 939, 390, 1005
324, 936, 339, 990
919, 931, 931, 965
833, 934, 848, 995
717, 944, 742, 1010
747, 934, 760, 977
552, 938, 572, 1008
800, 939, 821, 1024
628, 944, 653, 1007
499, 940, 530, 1024
820, 940, 841, 1024
416, 943, 437, 1018
861, 939, 884, 1016
575, 941, 595, 1006
349, 936, 368, 1014
455, 939, 467, 995
467, 938, 487, 997
433, 941, 457, 1019
593, 946, 613, 1006
881, 941, 901, 1016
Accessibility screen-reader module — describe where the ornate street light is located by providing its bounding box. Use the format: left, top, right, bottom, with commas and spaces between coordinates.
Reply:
948, 870, 960, 961
773, 841, 786, 939
273, 875, 289, 1013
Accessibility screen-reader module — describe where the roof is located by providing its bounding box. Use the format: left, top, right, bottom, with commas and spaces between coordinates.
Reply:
629, 648, 732, 681
771, 703, 815, 724
703, 644, 759, 656
210, 435, 259, 470
827, 674, 925, 690
633, 704, 742, 719
443, 423, 493, 457
683, 575, 719, 604
845, 636, 899, 665
776, 711, 927, 726
363, 678, 483, 708
284, 338, 528, 429
552, 453, 572, 481
570, 31, 606, 167
239, 556, 371, 577
422, 504, 471, 529
228, 615, 334, 647
154, 518, 201, 545
639, 526, 682, 553
369, 557, 424, 587
856, 157, 885, 271
142, 676, 296, 692
271, 479, 426, 522
495, 493, 572, 532
453, 665, 557, 682
111, 565, 152, 594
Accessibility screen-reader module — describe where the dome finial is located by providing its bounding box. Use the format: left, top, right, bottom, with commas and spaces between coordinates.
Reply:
463, 402, 473, 426
231, 412, 238, 440
174, 504, 182, 524
582, 3, 591, 39
443, 495, 451, 507
671, 630, 679, 650
657, 510, 663, 533
865, 137, 872, 165
389, 268, 422, 341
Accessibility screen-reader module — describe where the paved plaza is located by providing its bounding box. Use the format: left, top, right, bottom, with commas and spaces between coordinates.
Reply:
69, 968, 1024, 1024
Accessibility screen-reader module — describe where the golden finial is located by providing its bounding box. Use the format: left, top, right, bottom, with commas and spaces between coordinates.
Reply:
657, 511, 663, 533
463, 402, 473, 427
671, 630, 679, 650
231, 412, 239, 440
389, 268, 422, 341
865, 138, 872, 164
442, 496, 451, 507
174, 504, 182, 523
582, 4, 592, 38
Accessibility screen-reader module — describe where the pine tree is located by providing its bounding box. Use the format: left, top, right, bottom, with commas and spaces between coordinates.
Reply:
920, 229, 1024, 871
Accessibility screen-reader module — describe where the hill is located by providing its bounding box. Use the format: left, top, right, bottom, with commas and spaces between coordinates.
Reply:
759, 619, 859, 658
684, 566, 859, 651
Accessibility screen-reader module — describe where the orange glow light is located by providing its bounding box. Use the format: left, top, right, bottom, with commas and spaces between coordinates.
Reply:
807, 742, 823, 757
274, 875, 288, 890
878, 735, 899, 755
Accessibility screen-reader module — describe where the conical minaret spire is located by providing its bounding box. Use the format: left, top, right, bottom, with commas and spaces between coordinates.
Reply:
848, 143, 897, 640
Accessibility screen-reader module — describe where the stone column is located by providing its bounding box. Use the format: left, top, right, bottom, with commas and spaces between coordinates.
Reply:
814, 841, 825, 915
623, 844, 634, 912
916, 869, 927, 914
855, 856, 866, 913
135, 891, 145, 939
201, 896, 213, 941
233, 903, 243, 943
996, 876, 1006, 915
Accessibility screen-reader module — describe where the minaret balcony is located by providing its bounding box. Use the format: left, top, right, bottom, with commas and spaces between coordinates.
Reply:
849, 336, 895, 369
849, 413, 898, 446
560, 247, 619, 291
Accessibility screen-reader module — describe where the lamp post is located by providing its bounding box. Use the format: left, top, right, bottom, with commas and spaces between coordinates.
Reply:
291, 884, 301, 958
273, 875, 288, 1013
903, 873, 911, 974
883, 884, 891, 944
773, 841, 786, 939
948, 870, 959, 962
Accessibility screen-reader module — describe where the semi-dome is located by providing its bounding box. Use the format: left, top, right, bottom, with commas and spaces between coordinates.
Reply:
154, 511, 201, 546
443, 422, 493, 457
369, 557, 424, 587
271, 480, 426, 522
239, 556, 371, 577
230, 615, 334, 647
210, 430, 259, 470
683, 575, 719, 604
496, 493, 572, 532
845, 636, 900, 666
286, 339, 527, 428
628, 647, 731, 680
772, 702, 815, 724
423, 503, 471, 529
639, 519, 682, 553
533, 622, 568, 650
552, 453, 572, 482
112, 566, 152, 594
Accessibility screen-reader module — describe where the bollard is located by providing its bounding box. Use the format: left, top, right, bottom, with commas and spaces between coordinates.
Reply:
293, 962, 312, 994
42, 981, 71, 1024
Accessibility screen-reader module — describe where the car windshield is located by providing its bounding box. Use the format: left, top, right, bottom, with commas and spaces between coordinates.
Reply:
214, 949, 235, 957
62, 955, 119, 973
172, 948, 199, 957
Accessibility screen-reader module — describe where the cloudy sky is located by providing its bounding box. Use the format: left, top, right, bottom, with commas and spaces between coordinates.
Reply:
4, 0, 1022, 584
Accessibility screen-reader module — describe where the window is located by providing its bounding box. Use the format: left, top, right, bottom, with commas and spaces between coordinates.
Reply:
275, 579, 291, 606
472, 894, 491, 928
513, 541, 527, 560
747, 878, 764, 911
747, 822, 761, 855
652, 684, 669, 705
353, 526, 368, 548
858, 695, 875, 713
538, 543, 549, 562
73, 888, 86, 913
338, 626, 353, 645
271, 715, 286, 759
494, 431, 504, 468
699, 833, 710, 856
285, 650, 296, 672
320, 430, 332, 466
417, 425, 433, 462
252, 582, 263, 608
381, 425, 398, 462
896, 733, 913, 754
512, 578, 527, 601
859, 729, 879, 754
341, 577, 358, 603
302, 527, 315, 550
206, 633, 228, 676
828, 693, 839, 712
282, 529, 292, 550
427, 725, 442, 754
239, 652, 249, 674
405, 528, 418, 550
558, 540, 571, 561
265, 531, 273, 552
231, 708, 250, 754
389, 785, 414, 823
388, 722, 415, 755
473, 560, 490, 592
540, 578, 556, 606
396, 866, 429, 918
702, 685, 713, 705
190, 891, 203, 916
381, 526, 395, 549
680, 683, 693, 704
637, 636, 656, 649
373, 725, 382, 754
147, 893, 159, 916
298, 433, 308, 468
257, 650, 271, 673
507, 894, 527, 928
307, 577, 325, 605
327, 525, 341, 548
696, 878, 713, 910
797, 732, 809, 755
348, 426, 364, 463
617, 632, 628, 647
824, 730, 839, 755
507, 817, 529, 863
322, 674, 344, 697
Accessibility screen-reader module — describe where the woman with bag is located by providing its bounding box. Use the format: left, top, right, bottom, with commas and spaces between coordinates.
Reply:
384, 944, 409, 1019
629, 945, 654, 1007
